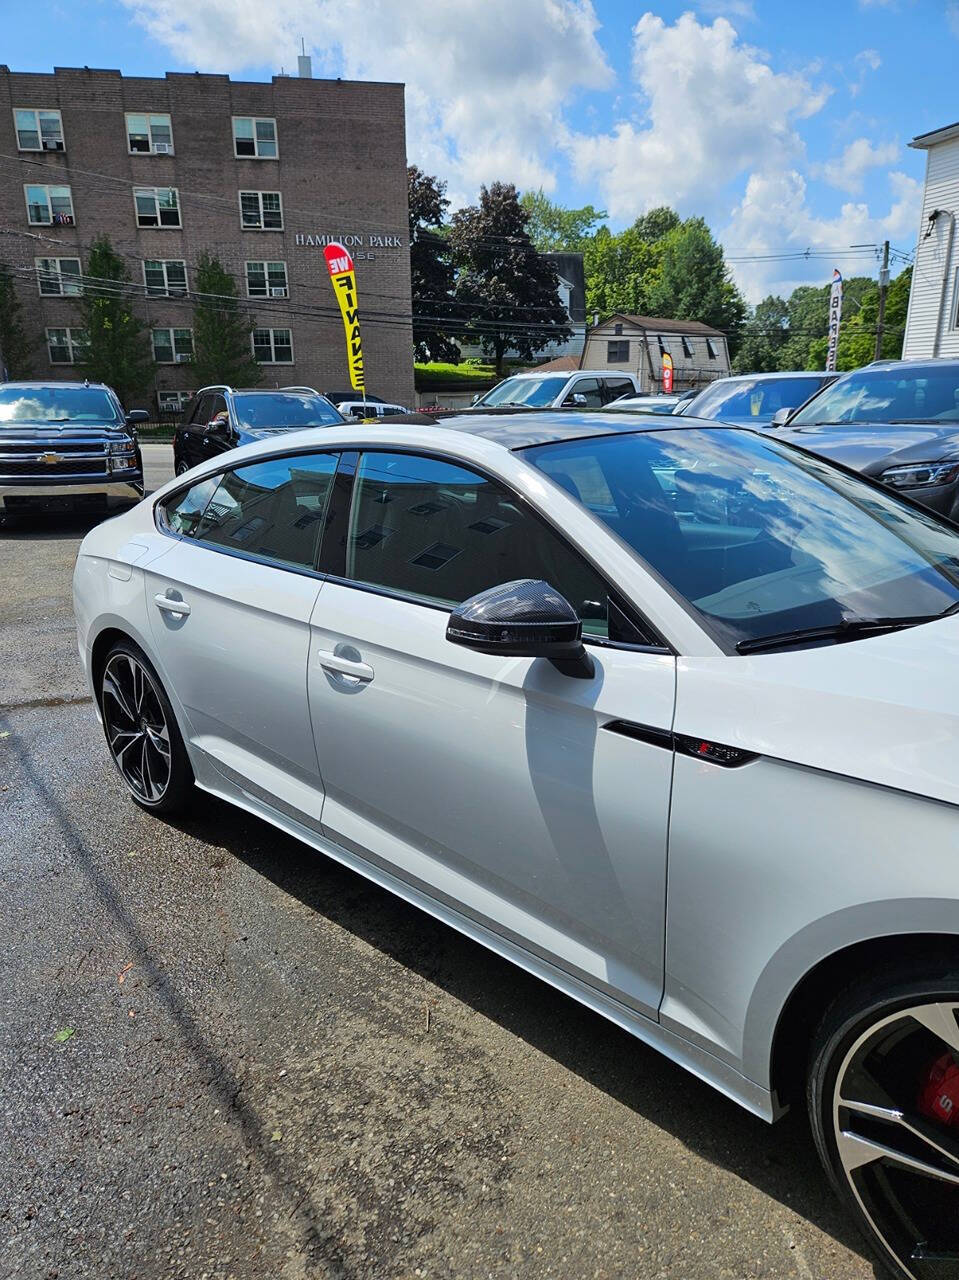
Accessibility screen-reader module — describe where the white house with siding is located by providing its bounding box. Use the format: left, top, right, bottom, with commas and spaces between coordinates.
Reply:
903, 121, 959, 359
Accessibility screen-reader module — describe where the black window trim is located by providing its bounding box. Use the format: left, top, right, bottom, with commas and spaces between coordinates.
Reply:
153, 445, 347, 580
327, 444, 673, 655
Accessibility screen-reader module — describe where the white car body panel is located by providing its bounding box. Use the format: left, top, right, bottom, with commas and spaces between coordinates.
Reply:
73, 421, 959, 1125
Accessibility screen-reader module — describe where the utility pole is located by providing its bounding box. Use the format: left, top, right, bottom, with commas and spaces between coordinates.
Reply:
874, 239, 890, 361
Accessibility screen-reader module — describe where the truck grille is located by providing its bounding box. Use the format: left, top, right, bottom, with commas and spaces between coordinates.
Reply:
1, 457, 108, 476
0, 438, 112, 478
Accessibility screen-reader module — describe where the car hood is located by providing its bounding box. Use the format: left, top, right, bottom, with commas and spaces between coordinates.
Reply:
778, 421, 959, 476
677, 614, 959, 808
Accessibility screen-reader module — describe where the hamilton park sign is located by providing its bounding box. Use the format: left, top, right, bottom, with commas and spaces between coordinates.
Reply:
294, 231, 407, 261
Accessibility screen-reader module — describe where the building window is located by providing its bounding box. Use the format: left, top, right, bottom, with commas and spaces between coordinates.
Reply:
157, 390, 194, 415
144, 259, 188, 296
245, 260, 288, 297
134, 186, 181, 228
239, 191, 283, 230
233, 117, 278, 159
15, 108, 64, 152
36, 257, 82, 296
25, 184, 75, 226
126, 112, 174, 155
607, 339, 629, 362
152, 327, 194, 364
47, 327, 88, 364
657, 336, 669, 357
252, 327, 293, 364
613, 322, 623, 336
706, 338, 717, 359
682, 336, 694, 359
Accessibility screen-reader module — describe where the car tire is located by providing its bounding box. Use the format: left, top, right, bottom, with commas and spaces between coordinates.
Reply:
98, 638, 194, 817
175, 457, 190, 476
807, 963, 959, 1280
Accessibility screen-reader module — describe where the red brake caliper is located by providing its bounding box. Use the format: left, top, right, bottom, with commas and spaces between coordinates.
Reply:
918, 1053, 959, 1126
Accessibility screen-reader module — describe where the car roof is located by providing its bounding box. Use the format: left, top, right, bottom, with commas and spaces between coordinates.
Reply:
436, 409, 705, 449
499, 369, 623, 380
0, 380, 113, 390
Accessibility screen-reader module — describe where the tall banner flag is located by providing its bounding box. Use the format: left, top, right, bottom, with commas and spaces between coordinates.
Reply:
662, 351, 674, 394
323, 241, 365, 393
825, 269, 843, 372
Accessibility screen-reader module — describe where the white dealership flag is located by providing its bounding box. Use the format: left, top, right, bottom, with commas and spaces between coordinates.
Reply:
825, 269, 843, 372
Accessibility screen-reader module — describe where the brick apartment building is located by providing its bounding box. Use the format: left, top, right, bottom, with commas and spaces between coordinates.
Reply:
0, 64, 415, 410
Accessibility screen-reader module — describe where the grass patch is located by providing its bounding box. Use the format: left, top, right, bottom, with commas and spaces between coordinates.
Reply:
415, 360, 497, 390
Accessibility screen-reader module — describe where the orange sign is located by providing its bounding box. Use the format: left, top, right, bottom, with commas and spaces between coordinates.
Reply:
323, 241, 365, 392
662, 352, 674, 394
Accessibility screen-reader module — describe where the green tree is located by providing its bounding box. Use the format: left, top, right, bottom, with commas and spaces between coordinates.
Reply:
644, 218, 746, 350
76, 236, 154, 403
408, 165, 460, 362
519, 189, 607, 252
810, 264, 913, 370
449, 182, 572, 376
0, 261, 34, 377
582, 224, 655, 318
191, 253, 260, 387
780, 275, 874, 370
732, 295, 790, 373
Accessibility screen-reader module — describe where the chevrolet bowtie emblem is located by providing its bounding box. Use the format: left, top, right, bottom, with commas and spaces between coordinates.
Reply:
39, 452, 62, 465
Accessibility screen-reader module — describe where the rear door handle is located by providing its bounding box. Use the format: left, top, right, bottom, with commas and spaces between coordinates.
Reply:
315, 648, 374, 683
154, 592, 191, 616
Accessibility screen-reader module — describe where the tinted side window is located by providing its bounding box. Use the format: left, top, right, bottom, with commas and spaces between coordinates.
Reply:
158, 475, 220, 536
344, 452, 643, 640
602, 378, 633, 403
571, 378, 603, 408
195, 453, 338, 570
188, 393, 212, 426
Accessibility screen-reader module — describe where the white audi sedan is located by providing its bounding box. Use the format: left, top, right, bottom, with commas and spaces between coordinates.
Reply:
74, 414, 959, 1279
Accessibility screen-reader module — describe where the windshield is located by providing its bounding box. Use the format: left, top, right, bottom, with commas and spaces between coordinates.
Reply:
791, 365, 959, 425
524, 428, 959, 651
685, 376, 826, 422
0, 385, 121, 424
478, 376, 569, 407
231, 392, 343, 429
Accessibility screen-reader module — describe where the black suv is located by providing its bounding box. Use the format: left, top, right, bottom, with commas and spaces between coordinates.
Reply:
173, 385, 344, 474
0, 381, 146, 525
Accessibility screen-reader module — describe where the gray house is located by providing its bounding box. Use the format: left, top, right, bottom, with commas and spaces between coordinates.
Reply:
581, 314, 730, 393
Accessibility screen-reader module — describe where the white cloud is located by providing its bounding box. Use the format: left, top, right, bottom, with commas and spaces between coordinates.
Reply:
566, 13, 830, 221
723, 168, 921, 302
119, 0, 613, 202
814, 137, 900, 193
849, 47, 881, 96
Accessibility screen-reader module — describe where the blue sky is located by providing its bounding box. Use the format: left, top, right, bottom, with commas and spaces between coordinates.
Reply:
3, 0, 953, 300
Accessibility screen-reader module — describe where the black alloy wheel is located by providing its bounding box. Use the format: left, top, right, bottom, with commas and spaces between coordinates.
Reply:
99, 640, 193, 815
809, 970, 959, 1279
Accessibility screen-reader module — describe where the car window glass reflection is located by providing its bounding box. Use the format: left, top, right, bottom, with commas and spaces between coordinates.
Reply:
161, 475, 220, 536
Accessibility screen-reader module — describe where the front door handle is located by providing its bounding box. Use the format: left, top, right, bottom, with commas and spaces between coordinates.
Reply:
315, 648, 374, 683
154, 592, 191, 617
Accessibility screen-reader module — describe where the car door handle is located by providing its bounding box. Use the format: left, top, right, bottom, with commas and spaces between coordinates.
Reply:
315, 649, 374, 683
154, 592, 191, 616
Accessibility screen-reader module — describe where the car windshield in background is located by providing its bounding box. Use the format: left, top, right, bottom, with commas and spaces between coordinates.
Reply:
791, 366, 959, 425
231, 392, 342, 429
684, 377, 825, 421
0, 386, 120, 424
479, 376, 569, 407
524, 427, 959, 651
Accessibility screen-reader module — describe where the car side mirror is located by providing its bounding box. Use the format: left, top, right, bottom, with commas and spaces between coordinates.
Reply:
770, 407, 793, 427
125, 409, 149, 425
471, 393, 480, 405
446, 579, 594, 679
207, 412, 230, 435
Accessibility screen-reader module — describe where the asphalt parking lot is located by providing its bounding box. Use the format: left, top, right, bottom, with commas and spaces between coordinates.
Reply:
1, 444, 877, 1280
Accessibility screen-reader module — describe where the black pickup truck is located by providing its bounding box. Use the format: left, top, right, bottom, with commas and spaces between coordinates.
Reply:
0, 381, 146, 525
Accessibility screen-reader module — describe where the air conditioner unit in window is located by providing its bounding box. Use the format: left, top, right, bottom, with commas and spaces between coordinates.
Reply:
154, 142, 173, 154
43, 139, 64, 151
175, 353, 191, 363
270, 287, 288, 297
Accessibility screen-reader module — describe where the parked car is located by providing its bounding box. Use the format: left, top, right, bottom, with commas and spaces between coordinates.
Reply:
680, 371, 836, 426
669, 386, 701, 414
607, 393, 681, 413
325, 390, 387, 409
472, 369, 641, 410
778, 358, 959, 522
76, 410, 959, 1280
173, 386, 343, 474
0, 380, 146, 525
337, 399, 412, 420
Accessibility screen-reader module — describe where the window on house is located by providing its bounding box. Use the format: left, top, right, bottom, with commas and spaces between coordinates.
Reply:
245, 260, 289, 297
157, 390, 194, 415
144, 259, 188, 296
658, 336, 669, 357
613, 322, 623, 336
134, 186, 181, 227
46, 327, 88, 364
152, 327, 194, 363
239, 191, 283, 230
126, 113, 174, 154
252, 328, 294, 363
36, 257, 82, 296
706, 338, 717, 359
233, 117, 278, 158
25, 184, 74, 226
15, 108, 64, 151
607, 339, 629, 363
682, 336, 694, 359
